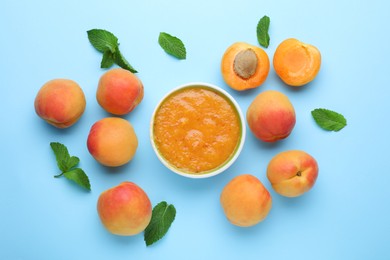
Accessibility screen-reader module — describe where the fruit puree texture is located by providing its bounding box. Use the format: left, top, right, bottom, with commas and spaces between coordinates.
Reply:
153, 86, 241, 174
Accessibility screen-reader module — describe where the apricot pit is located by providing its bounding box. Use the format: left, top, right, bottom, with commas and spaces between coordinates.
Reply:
233, 49, 258, 79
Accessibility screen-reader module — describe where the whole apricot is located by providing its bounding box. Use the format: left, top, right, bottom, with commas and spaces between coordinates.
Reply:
87, 117, 138, 167
246, 90, 296, 142
220, 174, 272, 227
267, 150, 319, 197
97, 68, 144, 115
273, 38, 321, 87
221, 42, 270, 91
34, 79, 86, 128
97, 181, 152, 236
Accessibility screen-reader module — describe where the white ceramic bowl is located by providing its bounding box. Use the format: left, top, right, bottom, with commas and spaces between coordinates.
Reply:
150, 82, 246, 179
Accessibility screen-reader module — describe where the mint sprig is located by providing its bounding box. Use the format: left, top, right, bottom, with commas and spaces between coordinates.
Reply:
87, 29, 118, 53
257, 15, 270, 48
144, 201, 176, 246
311, 108, 347, 131
158, 32, 186, 60
113, 46, 138, 72
101, 50, 115, 68
87, 29, 138, 73
50, 142, 91, 191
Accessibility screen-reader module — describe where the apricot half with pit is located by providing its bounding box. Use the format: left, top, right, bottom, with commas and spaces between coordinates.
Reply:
221, 42, 270, 91
273, 38, 321, 87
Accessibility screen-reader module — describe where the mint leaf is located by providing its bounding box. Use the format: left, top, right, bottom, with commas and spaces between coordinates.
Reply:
50, 142, 91, 191
144, 201, 176, 246
87, 29, 118, 53
57, 160, 69, 174
114, 47, 138, 73
50, 142, 71, 172
158, 32, 186, 60
101, 50, 115, 68
87, 29, 138, 73
257, 15, 270, 48
311, 108, 347, 131
63, 168, 91, 191
68, 156, 80, 170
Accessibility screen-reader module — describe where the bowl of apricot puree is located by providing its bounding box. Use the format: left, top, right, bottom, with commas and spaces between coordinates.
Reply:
150, 82, 246, 178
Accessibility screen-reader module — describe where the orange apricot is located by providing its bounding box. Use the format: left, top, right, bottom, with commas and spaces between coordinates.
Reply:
247, 90, 296, 142
273, 38, 321, 87
221, 42, 270, 91
97, 68, 144, 116
34, 79, 86, 128
220, 174, 272, 227
87, 117, 138, 167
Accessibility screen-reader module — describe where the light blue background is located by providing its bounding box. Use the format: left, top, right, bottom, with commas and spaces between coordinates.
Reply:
1, 0, 389, 259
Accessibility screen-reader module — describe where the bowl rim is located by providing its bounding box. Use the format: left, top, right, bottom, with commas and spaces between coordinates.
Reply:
149, 82, 246, 179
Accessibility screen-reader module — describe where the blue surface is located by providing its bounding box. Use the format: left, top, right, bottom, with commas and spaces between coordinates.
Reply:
1, 0, 390, 259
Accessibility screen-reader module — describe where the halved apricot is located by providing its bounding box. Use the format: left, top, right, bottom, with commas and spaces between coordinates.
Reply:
273, 38, 321, 87
221, 42, 270, 91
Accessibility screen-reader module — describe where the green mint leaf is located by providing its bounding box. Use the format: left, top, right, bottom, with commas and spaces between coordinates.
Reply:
58, 160, 69, 174
68, 156, 80, 169
87, 28, 138, 73
113, 47, 138, 73
101, 50, 115, 68
257, 15, 270, 48
50, 142, 71, 172
311, 108, 347, 131
158, 32, 186, 60
87, 29, 118, 53
63, 168, 91, 191
50, 142, 91, 191
144, 201, 176, 246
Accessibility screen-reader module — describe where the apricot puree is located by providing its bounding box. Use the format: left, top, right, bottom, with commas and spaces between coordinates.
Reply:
153, 86, 241, 174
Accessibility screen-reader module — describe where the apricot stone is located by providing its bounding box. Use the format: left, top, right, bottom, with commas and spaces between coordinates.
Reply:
97, 68, 144, 115
34, 79, 86, 128
221, 42, 270, 91
97, 181, 152, 236
87, 117, 138, 167
246, 90, 296, 142
273, 38, 321, 87
220, 174, 272, 227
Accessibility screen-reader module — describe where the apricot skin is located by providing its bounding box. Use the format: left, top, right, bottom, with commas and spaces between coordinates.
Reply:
97, 68, 144, 115
34, 79, 86, 128
273, 38, 321, 87
267, 150, 319, 197
246, 90, 296, 142
221, 42, 270, 91
87, 117, 138, 167
97, 182, 152, 236
220, 174, 272, 227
